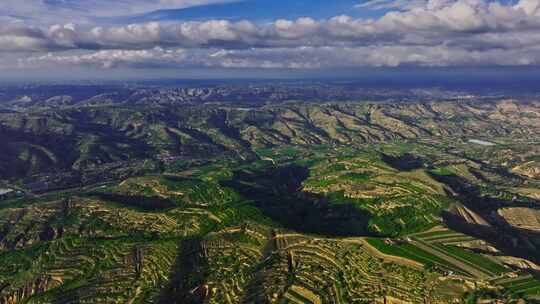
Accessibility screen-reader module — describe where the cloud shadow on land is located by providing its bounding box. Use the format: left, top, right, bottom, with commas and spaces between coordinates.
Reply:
221, 164, 375, 237
381, 153, 424, 171
158, 237, 210, 304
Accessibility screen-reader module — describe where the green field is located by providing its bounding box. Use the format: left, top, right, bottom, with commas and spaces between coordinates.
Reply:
413, 229, 463, 239
366, 238, 469, 276
426, 242, 508, 276
498, 276, 540, 295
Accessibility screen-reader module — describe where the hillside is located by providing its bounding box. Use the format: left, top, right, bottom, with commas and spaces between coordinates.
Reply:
1, 98, 540, 303
1, 99, 539, 185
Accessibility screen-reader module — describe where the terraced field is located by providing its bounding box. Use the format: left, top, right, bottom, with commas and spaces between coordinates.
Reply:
365, 226, 540, 300
498, 208, 540, 232
412, 229, 477, 245
245, 232, 447, 304
1, 127, 540, 303
492, 275, 540, 296
0, 236, 180, 303
413, 229, 510, 277
302, 152, 450, 236
365, 238, 470, 276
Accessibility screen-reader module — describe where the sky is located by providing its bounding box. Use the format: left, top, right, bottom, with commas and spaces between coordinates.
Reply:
1, 0, 540, 80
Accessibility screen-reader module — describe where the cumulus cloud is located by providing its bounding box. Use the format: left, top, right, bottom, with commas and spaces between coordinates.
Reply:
17, 45, 540, 70
4, 0, 540, 51
21, 48, 189, 69
3, 0, 540, 69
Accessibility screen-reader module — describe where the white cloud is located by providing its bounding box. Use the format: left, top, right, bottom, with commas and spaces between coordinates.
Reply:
3, 0, 540, 69
0, 0, 237, 25
21, 47, 188, 69
514, 0, 540, 15
15, 44, 540, 70
4, 0, 540, 52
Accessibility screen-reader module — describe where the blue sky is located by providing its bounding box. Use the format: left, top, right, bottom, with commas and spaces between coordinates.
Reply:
132, 0, 382, 23
1, 0, 540, 80
90, 0, 532, 23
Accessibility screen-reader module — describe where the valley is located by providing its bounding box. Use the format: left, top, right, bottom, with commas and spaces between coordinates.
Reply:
1, 97, 540, 303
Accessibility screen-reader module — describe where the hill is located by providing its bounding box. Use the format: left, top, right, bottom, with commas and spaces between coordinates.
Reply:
1, 97, 540, 303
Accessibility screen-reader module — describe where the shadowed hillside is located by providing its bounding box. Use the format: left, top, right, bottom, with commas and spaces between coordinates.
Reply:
223, 164, 374, 237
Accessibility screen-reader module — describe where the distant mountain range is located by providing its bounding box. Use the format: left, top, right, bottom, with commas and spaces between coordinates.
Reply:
0, 82, 518, 111
1, 95, 538, 189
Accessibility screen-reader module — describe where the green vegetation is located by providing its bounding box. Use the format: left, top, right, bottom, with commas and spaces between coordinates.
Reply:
431, 167, 455, 176
366, 238, 469, 276
1, 99, 539, 303
431, 244, 508, 275
343, 172, 371, 182
498, 276, 540, 295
